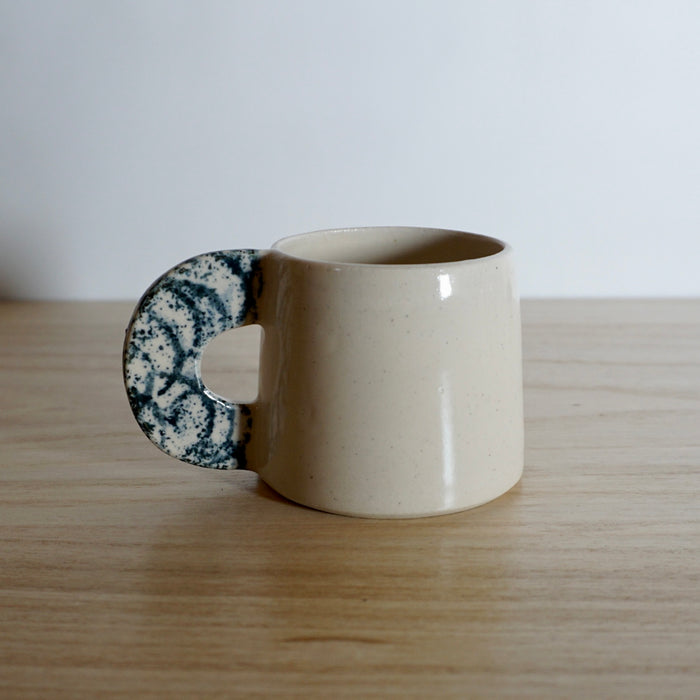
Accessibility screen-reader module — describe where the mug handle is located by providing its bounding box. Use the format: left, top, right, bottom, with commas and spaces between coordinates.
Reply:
123, 250, 264, 469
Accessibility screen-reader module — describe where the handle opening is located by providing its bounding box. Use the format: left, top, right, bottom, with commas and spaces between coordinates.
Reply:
201, 324, 262, 404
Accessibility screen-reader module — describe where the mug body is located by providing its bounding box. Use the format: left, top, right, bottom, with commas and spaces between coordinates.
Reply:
252, 227, 523, 517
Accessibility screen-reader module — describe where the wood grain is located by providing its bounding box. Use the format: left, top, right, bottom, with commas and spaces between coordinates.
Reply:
1, 300, 699, 698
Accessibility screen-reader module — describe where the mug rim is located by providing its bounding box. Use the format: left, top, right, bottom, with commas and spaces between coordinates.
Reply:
271, 226, 511, 269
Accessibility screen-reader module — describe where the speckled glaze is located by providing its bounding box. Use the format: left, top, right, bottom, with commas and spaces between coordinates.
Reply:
124, 227, 523, 518
123, 251, 262, 469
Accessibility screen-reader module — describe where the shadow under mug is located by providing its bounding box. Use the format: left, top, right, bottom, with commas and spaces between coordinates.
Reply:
123, 226, 523, 518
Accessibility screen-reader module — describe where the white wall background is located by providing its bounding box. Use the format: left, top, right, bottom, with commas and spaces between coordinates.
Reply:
1, 0, 699, 299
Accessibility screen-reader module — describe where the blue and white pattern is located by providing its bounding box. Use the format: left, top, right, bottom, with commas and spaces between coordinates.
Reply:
123, 250, 262, 469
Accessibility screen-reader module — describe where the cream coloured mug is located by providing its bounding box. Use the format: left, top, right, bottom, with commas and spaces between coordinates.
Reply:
123, 227, 523, 518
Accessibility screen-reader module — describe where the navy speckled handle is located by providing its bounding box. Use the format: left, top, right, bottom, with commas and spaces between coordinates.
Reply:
123, 250, 263, 469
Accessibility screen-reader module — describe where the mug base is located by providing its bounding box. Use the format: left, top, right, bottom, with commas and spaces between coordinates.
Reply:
257, 471, 523, 519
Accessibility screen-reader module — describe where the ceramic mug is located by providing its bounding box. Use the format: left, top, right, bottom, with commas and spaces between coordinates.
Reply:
123, 226, 523, 518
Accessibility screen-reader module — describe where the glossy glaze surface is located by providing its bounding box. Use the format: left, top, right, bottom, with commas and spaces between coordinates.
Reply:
254, 228, 523, 517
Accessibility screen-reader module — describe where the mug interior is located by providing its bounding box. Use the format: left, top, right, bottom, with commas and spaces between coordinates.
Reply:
273, 227, 505, 266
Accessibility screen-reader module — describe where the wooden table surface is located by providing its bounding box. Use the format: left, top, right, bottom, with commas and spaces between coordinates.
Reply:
1, 300, 699, 698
